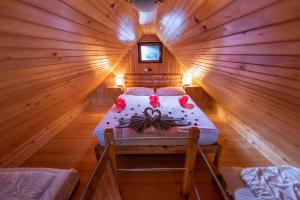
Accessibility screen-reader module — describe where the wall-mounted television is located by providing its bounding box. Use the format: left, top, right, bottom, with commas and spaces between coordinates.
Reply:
138, 42, 162, 63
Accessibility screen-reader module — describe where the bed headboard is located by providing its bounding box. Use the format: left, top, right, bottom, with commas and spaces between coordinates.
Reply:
125, 74, 182, 89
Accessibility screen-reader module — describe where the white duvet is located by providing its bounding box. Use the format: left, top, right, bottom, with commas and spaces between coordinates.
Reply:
0, 171, 55, 200
241, 165, 300, 200
93, 94, 219, 145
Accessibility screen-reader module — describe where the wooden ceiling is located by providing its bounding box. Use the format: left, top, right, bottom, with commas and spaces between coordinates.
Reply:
1, 0, 300, 167
154, 0, 300, 166
0, 0, 142, 166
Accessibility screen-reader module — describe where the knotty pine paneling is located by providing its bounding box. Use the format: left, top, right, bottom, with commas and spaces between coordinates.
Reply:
0, 0, 142, 167
156, 0, 300, 166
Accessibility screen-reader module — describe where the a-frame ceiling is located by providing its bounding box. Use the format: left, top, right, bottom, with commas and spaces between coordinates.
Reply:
153, 0, 300, 166
0, 0, 142, 166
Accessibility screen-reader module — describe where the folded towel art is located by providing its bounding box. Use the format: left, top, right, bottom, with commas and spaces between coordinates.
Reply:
241, 165, 300, 200
117, 107, 191, 132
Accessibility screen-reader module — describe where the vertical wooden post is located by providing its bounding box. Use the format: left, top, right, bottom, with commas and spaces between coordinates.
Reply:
213, 144, 222, 167
104, 128, 118, 182
182, 127, 200, 198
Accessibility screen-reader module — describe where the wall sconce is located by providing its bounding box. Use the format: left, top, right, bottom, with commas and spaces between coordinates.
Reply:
115, 75, 124, 87
182, 74, 192, 86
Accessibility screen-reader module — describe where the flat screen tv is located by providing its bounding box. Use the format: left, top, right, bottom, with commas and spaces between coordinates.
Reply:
138, 42, 162, 63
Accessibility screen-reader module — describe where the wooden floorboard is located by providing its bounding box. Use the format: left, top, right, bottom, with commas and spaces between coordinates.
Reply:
22, 104, 270, 200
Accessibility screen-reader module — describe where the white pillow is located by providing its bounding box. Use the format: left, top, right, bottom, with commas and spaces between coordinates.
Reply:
156, 86, 186, 96
124, 87, 154, 96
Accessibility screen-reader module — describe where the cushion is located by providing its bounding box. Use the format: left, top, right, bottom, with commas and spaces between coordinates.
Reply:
156, 86, 186, 96
124, 87, 154, 96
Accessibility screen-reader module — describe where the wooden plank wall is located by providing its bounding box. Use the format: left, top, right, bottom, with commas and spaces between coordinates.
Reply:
118, 35, 182, 74
155, 0, 300, 166
0, 0, 142, 167
115, 34, 183, 88
90, 34, 184, 105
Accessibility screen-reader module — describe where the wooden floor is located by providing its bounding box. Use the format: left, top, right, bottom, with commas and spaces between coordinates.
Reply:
22, 104, 270, 199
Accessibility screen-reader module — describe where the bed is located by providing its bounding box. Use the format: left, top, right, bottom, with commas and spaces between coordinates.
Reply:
220, 166, 300, 200
0, 168, 79, 200
93, 92, 221, 164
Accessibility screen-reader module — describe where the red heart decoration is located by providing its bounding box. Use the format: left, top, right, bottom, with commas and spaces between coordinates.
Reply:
114, 98, 126, 110
179, 95, 188, 107
149, 95, 160, 108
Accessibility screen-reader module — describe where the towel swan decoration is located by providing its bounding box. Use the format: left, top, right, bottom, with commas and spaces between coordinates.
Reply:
117, 107, 191, 132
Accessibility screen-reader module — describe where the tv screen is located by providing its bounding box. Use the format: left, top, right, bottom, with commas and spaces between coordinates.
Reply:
138, 42, 162, 63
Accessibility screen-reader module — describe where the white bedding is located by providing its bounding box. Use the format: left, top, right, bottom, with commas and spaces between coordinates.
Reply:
0, 168, 79, 200
93, 94, 219, 146
235, 188, 258, 200
241, 165, 300, 200
0, 171, 54, 199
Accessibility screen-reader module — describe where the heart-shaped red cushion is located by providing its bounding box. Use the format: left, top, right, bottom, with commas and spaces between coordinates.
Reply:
114, 98, 126, 110
179, 95, 188, 107
149, 95, 160, 108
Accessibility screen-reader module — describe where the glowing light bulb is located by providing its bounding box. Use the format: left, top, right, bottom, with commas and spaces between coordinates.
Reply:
115, 75, 124, 87
182, 74, 192, 86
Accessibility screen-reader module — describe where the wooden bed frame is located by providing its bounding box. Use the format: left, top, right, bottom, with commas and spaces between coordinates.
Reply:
82, 128, 230, 200
94, 129, 222, 167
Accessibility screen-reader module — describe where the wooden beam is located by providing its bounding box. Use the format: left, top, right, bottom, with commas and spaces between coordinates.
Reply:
104, 128, 118, 182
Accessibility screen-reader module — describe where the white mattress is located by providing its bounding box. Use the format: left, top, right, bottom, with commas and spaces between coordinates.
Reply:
0, 168, 79, 200
93, 94, 219, 146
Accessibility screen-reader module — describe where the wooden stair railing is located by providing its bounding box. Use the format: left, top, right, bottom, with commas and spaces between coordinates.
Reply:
81, 127, 229, 199
182, 127, 200, 197
194, 146, 231, 200
80, 129, 121, 200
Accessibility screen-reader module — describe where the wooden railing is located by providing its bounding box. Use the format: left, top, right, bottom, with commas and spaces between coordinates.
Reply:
80, 129, 121, 200
191, 146, 231, 200
81, 128, 230, 200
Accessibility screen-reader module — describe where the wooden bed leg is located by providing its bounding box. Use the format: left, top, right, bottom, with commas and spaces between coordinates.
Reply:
213, 144, 222, 167
182, 127, 200, 198
104, 128, 118, 182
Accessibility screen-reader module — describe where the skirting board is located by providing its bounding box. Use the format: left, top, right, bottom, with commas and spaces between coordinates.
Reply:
0, 101, 89, 167
213, 103, 297, 166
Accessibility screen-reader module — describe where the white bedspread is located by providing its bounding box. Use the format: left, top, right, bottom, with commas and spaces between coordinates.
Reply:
241, 165, 300, 200
0, 168, 79, 200
0, 171, 55, 200
93, 94, 219, 145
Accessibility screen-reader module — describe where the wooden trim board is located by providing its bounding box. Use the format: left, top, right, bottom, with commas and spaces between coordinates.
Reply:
0, 100, 89, 167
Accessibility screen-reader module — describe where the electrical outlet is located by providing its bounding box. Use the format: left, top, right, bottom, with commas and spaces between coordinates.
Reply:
144, 67, 152, 72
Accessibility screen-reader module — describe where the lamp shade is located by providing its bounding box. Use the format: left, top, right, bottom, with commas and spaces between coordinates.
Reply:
115, 76, 124, 87
182, 74, 192, 86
